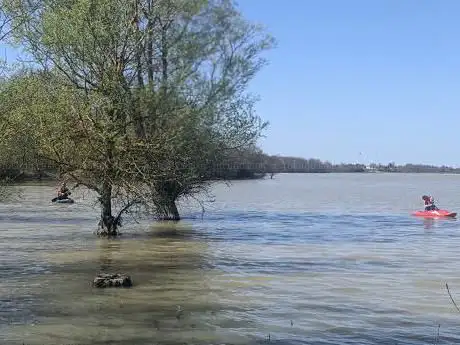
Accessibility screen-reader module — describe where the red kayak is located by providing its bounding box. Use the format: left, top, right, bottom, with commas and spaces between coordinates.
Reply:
412, 209, 457, 218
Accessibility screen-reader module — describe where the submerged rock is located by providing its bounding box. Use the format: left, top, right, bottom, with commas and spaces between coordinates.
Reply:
92, 273, 133, 288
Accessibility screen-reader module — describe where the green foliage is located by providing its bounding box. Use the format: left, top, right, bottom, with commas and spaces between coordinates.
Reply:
0, 0, 275, 228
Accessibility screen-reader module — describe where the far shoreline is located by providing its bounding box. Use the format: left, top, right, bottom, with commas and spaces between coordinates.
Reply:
4, 169, 460, 186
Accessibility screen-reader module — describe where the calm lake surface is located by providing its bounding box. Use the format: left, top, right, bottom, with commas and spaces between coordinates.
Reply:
1, 173, 460, 345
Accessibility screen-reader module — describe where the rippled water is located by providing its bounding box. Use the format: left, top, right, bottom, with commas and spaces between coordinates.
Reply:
1, 173, 460, 345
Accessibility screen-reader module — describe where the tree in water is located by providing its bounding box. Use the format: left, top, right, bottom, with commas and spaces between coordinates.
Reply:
1, 0, 274, 232
127, 0, 274, 220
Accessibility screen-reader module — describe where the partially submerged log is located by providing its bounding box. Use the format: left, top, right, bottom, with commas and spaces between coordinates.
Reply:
92, 273, 133, 288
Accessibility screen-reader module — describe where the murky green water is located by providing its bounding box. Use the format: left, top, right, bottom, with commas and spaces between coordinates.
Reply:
1, 173, 460, 344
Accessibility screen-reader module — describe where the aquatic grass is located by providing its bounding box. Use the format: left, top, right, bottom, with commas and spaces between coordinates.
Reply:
433, 324, 440, 345
428, 283, 460, 345
445, 283, 460, 313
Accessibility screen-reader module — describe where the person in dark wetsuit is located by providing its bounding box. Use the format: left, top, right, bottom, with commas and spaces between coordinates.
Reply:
57, 182, 71, 200
422, 195, 438, 211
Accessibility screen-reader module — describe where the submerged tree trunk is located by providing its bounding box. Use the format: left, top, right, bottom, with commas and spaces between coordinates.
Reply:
155, 180, 180, 221
96, 134, 120, 236
157, 199, 180, 221
98, 180, 119, 236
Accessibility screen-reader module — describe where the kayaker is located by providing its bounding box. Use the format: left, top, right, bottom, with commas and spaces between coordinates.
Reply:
57, 182, 71, 200
422, 195, 438, 211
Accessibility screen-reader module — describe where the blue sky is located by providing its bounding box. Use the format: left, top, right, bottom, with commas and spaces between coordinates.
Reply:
2, 1, 460, 166
237, 0, 460, 166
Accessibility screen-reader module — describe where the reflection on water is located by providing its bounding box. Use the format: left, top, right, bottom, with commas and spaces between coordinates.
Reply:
423, 218, 435, 230
98, 239, 121, 272
418, 217, 458, 230
1, 174, 460, 345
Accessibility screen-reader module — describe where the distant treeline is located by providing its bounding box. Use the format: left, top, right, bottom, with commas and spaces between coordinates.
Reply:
1, 149, 459, 182
213, 149, 460, 179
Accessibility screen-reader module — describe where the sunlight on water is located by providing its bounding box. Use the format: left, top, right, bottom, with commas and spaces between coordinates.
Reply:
1, 174, 460, 344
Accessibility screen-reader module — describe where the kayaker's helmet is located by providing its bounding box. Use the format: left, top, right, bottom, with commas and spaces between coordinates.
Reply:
422, 195, 428, 200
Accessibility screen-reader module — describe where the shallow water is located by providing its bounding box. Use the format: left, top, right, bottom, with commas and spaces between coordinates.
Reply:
1, 173, 460, 345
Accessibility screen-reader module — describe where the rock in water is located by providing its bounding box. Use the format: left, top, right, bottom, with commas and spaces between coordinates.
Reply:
93, 273, 133, 288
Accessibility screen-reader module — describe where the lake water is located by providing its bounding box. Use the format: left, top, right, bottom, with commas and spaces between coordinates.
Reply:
1, 173, 460, 345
